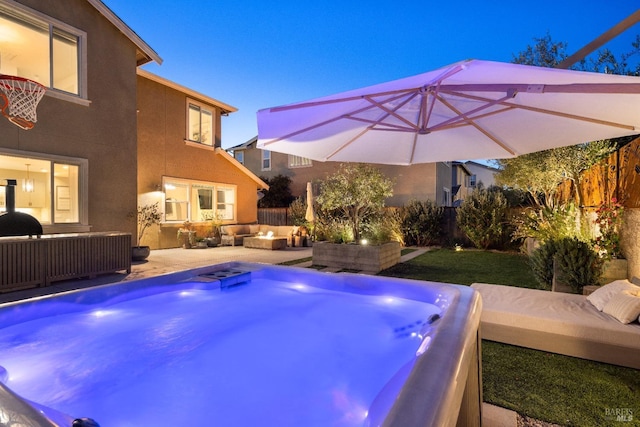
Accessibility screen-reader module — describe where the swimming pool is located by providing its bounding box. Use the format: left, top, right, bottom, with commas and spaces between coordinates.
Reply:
0, 262, 482, 427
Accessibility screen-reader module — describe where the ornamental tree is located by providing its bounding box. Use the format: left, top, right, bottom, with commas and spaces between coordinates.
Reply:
316, 163, 393, 242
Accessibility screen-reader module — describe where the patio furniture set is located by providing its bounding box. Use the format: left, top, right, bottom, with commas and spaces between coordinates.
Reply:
219, 224, 309, 250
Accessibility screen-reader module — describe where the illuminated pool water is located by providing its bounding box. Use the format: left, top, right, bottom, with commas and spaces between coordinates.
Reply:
0, 262, 481, 427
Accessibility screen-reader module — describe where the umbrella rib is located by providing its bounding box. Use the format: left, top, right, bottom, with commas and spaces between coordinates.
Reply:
445, 90, 637, 131
437, 96, 517, 156
426, 91, 516, 131
363, 92, 421, 131
262, 91, 417, 145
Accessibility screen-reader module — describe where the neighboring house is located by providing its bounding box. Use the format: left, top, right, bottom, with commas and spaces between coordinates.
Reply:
0, 0, 161, 240
136, 71, 268, 249
463, 161, 499, 189
228, 137, 455, 207
451, 160, 500, 205
451, 162, 473, 206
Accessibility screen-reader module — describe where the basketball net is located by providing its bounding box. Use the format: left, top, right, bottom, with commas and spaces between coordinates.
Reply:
0, 74, 46, 130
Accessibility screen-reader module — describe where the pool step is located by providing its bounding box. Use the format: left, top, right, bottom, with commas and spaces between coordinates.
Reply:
198, 269, 251, 290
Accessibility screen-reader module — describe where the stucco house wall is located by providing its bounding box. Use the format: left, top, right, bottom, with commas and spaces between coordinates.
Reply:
0, 0, 159, 241
137, 72, 267, 249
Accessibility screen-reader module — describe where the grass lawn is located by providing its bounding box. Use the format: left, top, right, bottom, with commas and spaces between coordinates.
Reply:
380, 248, 640, 427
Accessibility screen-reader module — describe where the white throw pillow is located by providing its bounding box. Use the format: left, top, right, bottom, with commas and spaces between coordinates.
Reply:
602, 289, 640, 324
586, 280, 640, 311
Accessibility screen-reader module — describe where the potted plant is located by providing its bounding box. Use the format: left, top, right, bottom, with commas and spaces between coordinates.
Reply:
194, 236, 208, 248
130, 202, 162, 261
202, 212, 223, 247
177, 221, 196, 249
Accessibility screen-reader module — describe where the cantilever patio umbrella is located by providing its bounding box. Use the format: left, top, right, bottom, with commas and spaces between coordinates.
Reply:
257, 59, 640, 164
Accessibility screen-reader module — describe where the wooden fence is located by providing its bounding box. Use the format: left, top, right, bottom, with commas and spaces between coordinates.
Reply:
258, 208, 291, 226
557, 136, 640, 208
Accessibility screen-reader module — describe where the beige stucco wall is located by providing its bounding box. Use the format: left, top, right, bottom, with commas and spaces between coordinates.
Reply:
137, 75, 262, 249
1, 0, 139, 240
240, 145, 447, 207
621, 207, 640, 279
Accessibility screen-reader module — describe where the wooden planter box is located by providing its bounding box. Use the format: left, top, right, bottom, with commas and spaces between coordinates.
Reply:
312, 241, 401, 273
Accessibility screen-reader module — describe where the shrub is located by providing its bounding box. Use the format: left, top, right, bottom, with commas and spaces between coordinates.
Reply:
315, 217, 353, 243
289, 197, 308, 226
362, 208, 403, 246
456, 186, 509, 249
529, 239, 559, 289
401, 199, 444, 246
553, 237, 603, 293
511, 203, 588, 243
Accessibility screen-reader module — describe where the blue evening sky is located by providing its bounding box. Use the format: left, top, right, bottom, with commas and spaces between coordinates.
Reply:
104, 1, 640, 149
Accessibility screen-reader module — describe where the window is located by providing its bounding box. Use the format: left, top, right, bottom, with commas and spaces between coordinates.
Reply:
164, 178, 236, 222
0, 152, 84, 226
0, 3, 84, 96
261, 150, 271, 171
442, 187, 451, 207
469, 174, 477, 187
216, 187, 235, 220
187, 100, 214, 146
288, 154, 312, 168
234, 151, 244, 164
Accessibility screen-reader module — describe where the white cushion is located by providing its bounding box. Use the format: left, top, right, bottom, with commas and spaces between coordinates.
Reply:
603, 290, 640, 324
586, 280, 640, 311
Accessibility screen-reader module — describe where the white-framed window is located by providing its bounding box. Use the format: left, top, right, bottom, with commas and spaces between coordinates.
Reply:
261, 150, 271, 171
187, 99, 214, 146
163, 177, 236, 222
0, 151, 86, 226
288, 154, 312, 168
468, 174, 477, 187
0, 2, 85, 97
442, 187, 451, 207
234, 151, 244, 164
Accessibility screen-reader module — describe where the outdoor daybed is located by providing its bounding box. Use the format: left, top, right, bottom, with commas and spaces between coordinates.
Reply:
471, 280, 640, 369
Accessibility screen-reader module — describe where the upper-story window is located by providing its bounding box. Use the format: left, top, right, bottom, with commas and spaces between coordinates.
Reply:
0, 3, 85, 97
261, 150, 271, 171
234, 151, 244, 164
469, 174, 477, 187
288, 154, 312, 168
187, 99, 214, 146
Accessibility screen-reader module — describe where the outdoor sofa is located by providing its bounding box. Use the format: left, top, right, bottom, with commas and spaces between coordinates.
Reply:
220, 224, 300, 246
471, 279, 640, 369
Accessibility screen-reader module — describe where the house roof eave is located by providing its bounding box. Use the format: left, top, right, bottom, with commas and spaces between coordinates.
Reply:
215, 148, 269, 190
88, 0, 163, 66
137, 69, 238, 114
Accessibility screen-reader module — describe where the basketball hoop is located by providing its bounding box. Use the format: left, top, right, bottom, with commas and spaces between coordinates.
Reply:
0, 74, 46, 130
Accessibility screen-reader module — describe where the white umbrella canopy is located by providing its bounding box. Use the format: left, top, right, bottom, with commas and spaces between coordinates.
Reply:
257, 59, 640, 165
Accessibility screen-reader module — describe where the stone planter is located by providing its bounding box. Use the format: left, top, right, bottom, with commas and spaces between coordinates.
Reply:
600, 258, 628, 284
312, 241, 401, 273
131, 246, 151, 261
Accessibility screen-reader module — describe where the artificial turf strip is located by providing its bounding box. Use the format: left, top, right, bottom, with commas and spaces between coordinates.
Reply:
380, 248, 541, 288
483, 341, 640, 427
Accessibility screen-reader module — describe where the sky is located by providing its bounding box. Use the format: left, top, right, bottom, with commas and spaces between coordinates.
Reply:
104, 1, 640, 150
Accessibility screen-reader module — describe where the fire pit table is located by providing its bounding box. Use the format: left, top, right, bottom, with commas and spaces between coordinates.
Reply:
243, 236, 287, 250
